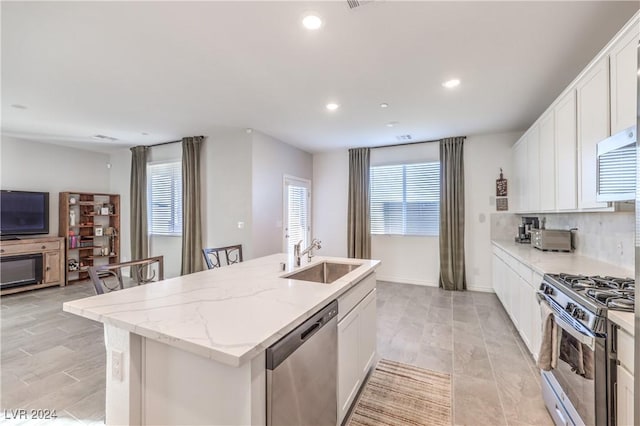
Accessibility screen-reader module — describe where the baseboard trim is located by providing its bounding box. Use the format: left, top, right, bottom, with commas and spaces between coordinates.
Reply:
466, 285, 494, 293
377, 275, 495, 293
376, 275, 438, 287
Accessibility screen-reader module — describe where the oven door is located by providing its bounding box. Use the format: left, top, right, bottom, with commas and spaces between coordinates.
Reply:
540, 298, 608, 426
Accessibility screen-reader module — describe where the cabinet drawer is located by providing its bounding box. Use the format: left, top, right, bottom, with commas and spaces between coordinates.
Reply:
1, 240, 60, 255
517, 261, 533, 284
617, 327, 634, 373
504, 253, 519, 273
338, 273, 375, 321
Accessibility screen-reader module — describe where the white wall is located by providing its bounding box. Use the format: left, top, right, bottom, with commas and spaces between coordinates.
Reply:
464, 132, 520, 291
251, 131, 313, 258
203, 129, 253, 258
1, 136, 111, 236
312, 131, 519, 291
312, 150, 349, 257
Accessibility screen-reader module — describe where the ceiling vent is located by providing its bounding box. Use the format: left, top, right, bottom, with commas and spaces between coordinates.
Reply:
396, 135, 412, 142
347, 0, 374, 9
92, 134, 118, 142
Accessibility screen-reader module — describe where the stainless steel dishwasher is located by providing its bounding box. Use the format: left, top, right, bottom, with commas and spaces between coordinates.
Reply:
266, 300, 338, 426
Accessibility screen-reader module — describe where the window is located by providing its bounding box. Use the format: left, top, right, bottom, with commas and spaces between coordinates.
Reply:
148, 161, 182, 235
370, 162, 440, 236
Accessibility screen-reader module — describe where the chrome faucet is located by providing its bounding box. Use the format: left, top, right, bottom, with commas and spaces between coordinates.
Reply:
294, 238, 322, 266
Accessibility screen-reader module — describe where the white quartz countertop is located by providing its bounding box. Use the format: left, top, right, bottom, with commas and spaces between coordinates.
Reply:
63, 254, 380, 367
492, 240, 634, 278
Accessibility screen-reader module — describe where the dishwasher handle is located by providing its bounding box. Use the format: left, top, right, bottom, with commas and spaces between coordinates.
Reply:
266, 300, 338, 371
300, 322, 321, 341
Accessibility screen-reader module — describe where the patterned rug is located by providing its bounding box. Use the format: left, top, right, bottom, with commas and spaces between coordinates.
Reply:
346, 359, 452, 426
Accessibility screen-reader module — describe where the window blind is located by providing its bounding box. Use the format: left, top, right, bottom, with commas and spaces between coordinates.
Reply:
148, 161, 182, 235
370, 162, 440, 236
286, 185, 309, 252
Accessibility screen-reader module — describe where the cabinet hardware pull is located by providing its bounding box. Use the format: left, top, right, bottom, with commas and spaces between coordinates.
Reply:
41, 245, 46, 249
46, 266, 51, 271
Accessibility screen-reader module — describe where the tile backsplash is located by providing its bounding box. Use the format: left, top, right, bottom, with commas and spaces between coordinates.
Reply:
491, 211, 634, 271
490, 213, 521, 241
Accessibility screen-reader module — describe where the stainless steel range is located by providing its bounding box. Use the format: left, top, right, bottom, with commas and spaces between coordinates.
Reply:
538, 273, 635, 426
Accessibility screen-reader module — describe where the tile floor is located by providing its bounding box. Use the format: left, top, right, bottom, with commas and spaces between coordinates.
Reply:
1, 283, 105, 425
376, 281, 553, 426
1, 280, 553, 425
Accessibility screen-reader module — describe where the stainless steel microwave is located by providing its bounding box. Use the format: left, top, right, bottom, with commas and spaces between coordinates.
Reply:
596, 126, 636, 202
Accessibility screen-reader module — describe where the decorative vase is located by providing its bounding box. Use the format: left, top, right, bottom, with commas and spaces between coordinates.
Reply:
70, 210, 76, 226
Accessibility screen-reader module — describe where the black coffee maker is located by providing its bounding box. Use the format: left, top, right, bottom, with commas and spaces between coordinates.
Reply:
515, 216, 539, 244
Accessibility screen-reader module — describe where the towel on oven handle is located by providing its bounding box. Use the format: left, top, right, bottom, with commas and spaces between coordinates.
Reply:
537, 300, 560, 371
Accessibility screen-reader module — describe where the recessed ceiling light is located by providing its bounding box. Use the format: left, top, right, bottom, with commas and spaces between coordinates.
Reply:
302, 14, 322, 30
380, 103, 389, 108
10, 104, 27, 110
386, 121, 399, 127
245, 128, 253, 134
442, 79, 461, 89
326, 103, 339, 111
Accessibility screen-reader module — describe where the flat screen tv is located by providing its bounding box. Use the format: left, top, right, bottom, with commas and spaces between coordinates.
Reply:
0, 190, 50, 237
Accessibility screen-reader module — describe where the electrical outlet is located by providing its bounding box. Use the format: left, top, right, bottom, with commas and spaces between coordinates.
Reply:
237, 221, 245, 229
111, 350, 123, 382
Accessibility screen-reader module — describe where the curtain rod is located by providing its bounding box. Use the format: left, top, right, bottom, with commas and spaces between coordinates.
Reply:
370, 135, 466, 150
147, 135, 205, 148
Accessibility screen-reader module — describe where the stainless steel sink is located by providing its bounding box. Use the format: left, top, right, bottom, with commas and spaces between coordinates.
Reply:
283, 262, 360, 284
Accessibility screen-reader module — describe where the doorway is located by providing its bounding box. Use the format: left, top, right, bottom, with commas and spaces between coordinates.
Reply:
283, 176, 311, 254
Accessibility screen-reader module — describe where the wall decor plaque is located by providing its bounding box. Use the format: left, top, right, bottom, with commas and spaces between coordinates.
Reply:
496, 168, 507, 197
496, 197, 508, 211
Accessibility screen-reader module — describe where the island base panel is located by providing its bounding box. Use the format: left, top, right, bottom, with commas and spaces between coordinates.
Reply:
104, 325, 266, 425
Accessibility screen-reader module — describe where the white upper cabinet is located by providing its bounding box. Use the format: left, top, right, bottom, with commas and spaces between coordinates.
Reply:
539, 110, 556, 211
527, 125, 541, 211
610, 23, 640, 134
513, 137, 529, 212
576, 58, 610, 209
555, 90, 578, 211
511, 12, 638, 213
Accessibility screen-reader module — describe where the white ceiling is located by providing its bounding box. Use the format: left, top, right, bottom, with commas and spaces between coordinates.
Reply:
2, 1, 638, 153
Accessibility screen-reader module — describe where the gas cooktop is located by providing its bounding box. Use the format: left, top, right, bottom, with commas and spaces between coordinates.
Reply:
546, 273, 635, 312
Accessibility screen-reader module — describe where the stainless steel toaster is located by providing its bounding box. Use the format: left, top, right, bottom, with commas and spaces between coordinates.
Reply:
531, 229, 572, 252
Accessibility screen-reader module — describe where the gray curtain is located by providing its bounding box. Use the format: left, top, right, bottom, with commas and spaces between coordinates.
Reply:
130, 146, 149, 261
439, 137, 466, 291
181, 136, 204, 275
347, 148, 371, 259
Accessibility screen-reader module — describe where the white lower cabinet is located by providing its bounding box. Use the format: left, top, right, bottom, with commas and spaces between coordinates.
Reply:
337, 288, 376, 424
531, 271, 543, 361
616, 366, 634, 426
492, 247, 541, 361
615, 325, 634, 426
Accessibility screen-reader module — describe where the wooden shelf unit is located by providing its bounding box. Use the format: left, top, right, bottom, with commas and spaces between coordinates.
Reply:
59, 192, 120, 285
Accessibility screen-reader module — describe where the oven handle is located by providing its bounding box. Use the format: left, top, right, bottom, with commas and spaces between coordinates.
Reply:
539, 297, 596, 348
553, 313, 595, 349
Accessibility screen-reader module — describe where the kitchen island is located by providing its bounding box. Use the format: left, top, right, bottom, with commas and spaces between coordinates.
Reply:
63, 254, 380, 425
